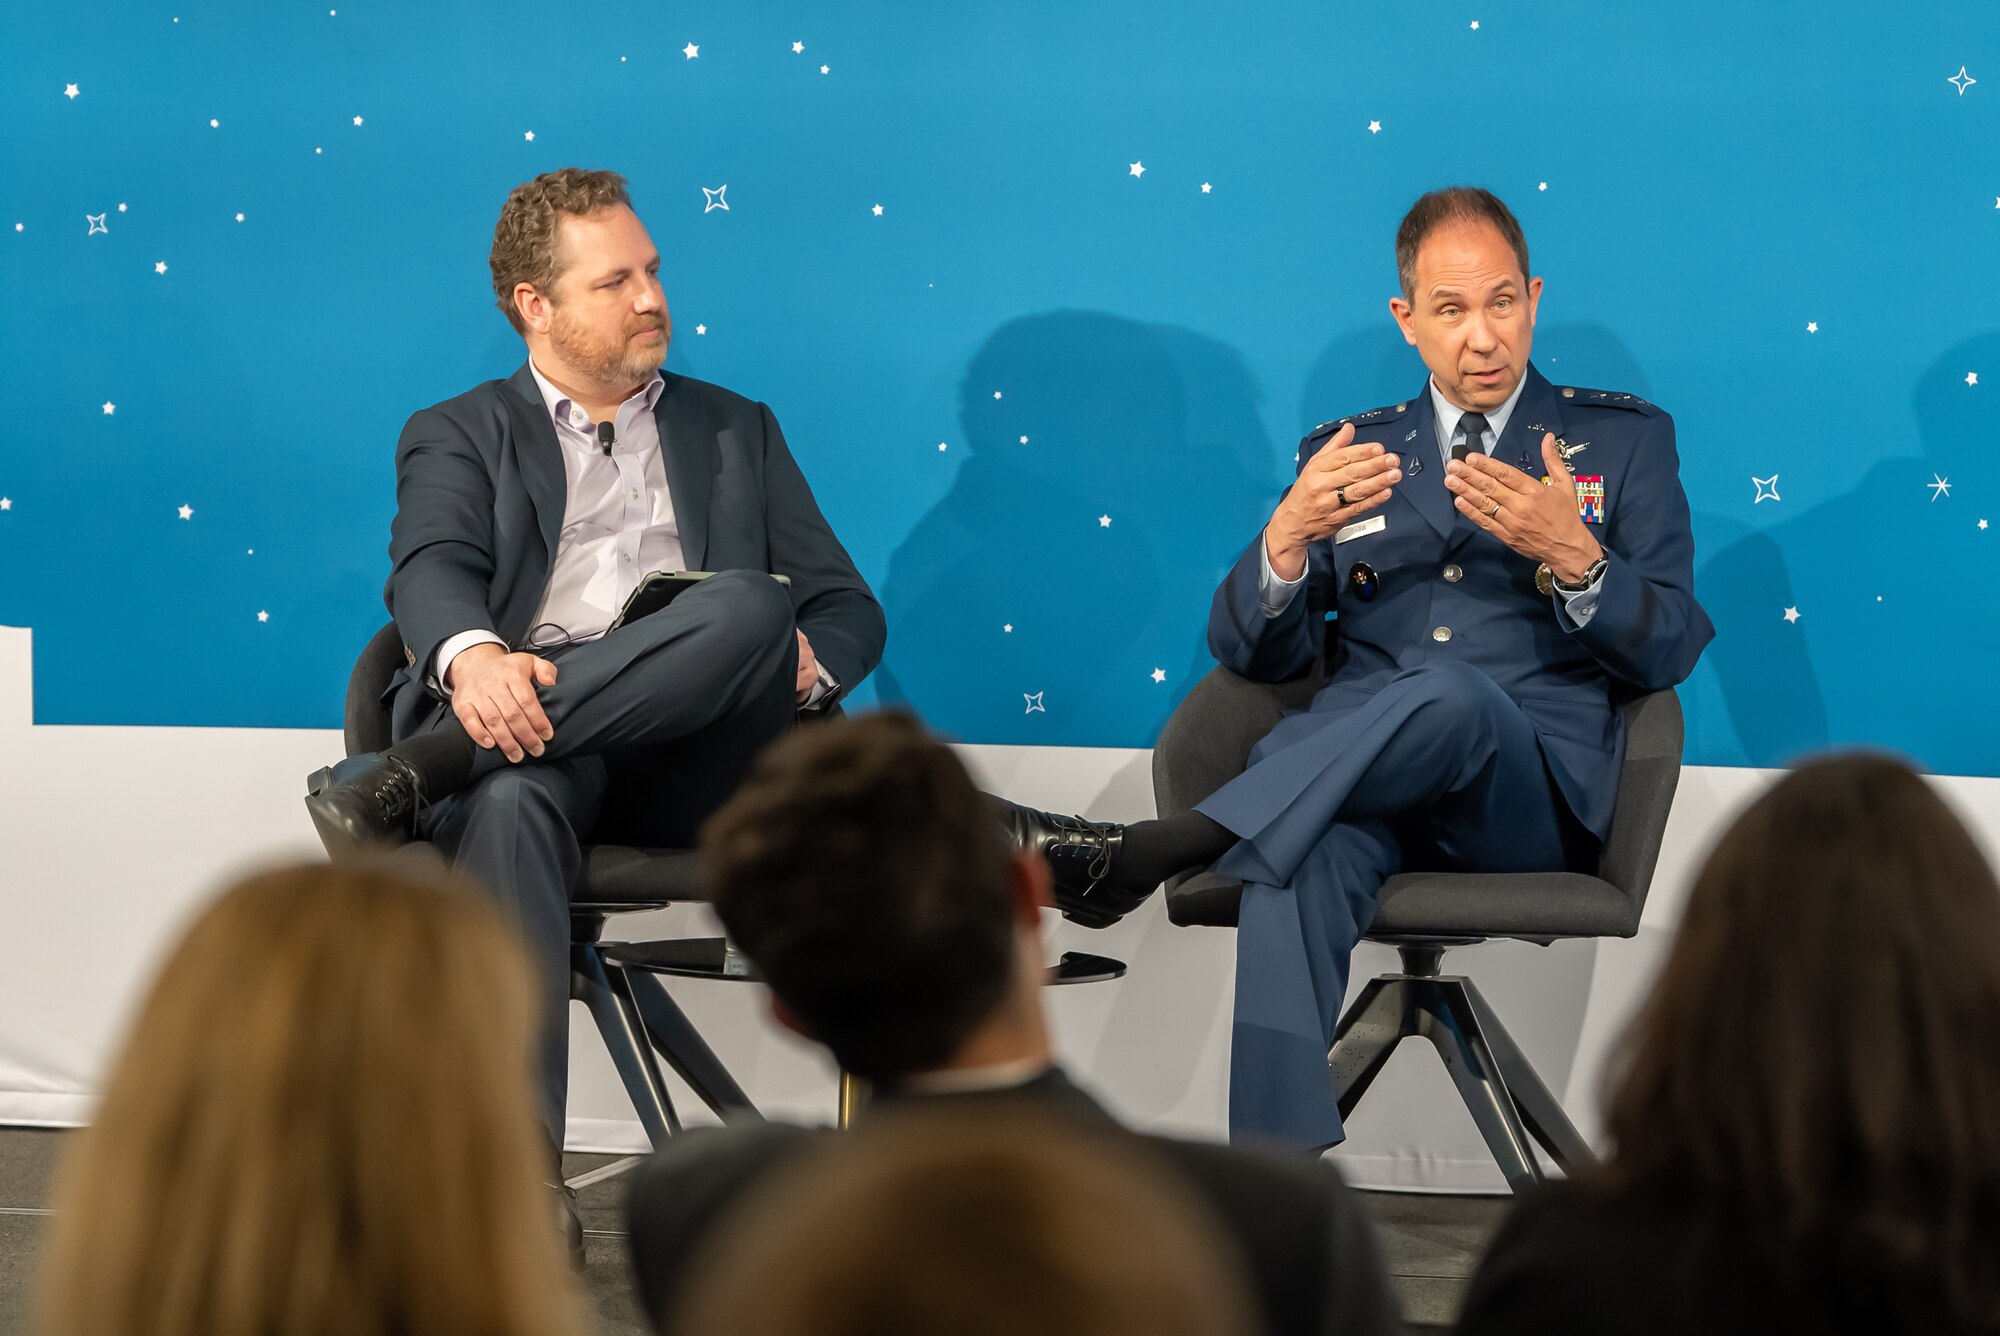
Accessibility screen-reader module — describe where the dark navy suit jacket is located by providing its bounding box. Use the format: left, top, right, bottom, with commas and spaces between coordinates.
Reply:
1208, 365, 1711, 840
383, 363, 885, 742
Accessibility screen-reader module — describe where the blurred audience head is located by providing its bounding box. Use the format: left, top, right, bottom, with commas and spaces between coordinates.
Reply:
673, 1106, 1254, 1336
35, 861, 580, 1336
701, 711, 1047, 1082
1605, 752, 2000, 1327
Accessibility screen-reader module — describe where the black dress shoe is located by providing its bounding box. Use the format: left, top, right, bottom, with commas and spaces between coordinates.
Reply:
993, 799, 1153, 929
303, 754, 423, 859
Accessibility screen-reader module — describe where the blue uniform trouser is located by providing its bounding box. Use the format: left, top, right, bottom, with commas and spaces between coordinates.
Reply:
1195, 661, 1590, 1150
418, 571, 801, 1146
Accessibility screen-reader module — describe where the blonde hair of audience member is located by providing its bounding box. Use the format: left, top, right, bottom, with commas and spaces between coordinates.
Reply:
673, 1107, 1256, 1336
1604, 753, 2000, 1330
34, 862, 584, 1336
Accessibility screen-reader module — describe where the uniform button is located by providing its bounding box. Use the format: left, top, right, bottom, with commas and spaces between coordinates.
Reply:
1431, 626, 1452, 642
1394, 402, 1407, 412
1560, 387, 1575, 399
1442, 564, 1463, 583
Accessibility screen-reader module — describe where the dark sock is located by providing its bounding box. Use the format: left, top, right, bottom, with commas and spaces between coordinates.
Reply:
1115, 810, 1235, 890
384, 724, 477, 799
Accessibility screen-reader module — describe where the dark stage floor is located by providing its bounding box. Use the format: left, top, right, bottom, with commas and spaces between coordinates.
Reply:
0, 1126, 1507, 1333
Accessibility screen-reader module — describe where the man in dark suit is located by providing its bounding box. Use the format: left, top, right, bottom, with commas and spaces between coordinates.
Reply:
305, 168, 884, 1196
1000, 187, 1712, 1149
625, 713, 1402, 1336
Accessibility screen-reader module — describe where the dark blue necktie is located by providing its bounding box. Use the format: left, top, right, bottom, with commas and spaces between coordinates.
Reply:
1452, 412, 1490, 463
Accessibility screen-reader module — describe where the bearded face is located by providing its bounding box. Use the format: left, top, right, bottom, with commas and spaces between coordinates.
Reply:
547, 297, 669, 387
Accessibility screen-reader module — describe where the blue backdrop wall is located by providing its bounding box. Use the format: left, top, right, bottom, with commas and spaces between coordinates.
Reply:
3, 2, 1994, 773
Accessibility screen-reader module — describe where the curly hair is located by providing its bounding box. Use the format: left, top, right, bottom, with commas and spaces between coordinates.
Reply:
699, 712, 1019, 1082
489, 167, 631, 333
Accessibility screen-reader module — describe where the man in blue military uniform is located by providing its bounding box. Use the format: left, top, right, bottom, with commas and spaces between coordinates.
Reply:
1002, 186, 1712, 1147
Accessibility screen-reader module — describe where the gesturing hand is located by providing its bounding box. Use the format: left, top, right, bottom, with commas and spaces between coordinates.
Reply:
795, 630, 820, 705
1444, 433, 1604, 583
1264, 424, 1403, 581
448, 643, 558, 763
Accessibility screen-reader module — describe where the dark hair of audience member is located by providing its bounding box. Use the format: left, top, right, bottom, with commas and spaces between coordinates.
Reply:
1601, 753, 2000, 1330
700, 711, 1017, 1081
672, 1106, 1256, 1336
34, 862, 583, 1336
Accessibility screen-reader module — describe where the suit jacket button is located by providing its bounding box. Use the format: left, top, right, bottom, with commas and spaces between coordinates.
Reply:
1442, 564, 1463, 583
1431, 626, 1453, 642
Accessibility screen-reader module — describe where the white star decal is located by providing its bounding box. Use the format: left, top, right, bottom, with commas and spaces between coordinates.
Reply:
1470, 19, 1480, 29
1538, 181, 1548, 191
86, 214, 107, 235
1098, 514, 1112, 528
694, 323, 707, 335
1752, 474, 1781, 503
154, 261, 168, 274
177, 504, 193, 520
1129, 161, 1146, 178
1151, 668, 1167, 683
0, 498, 11, 510
1969, 372, 1980, 386
1980, 519, 1989, 530
235, 212, 245, 222
1929, 473, 1952, 501
1368, 120, 1381, 133
1003, 623, 1013, 633
352, 115, 364, 126
257, 610, 269, 623
683, 42, 699, 59
315, 147, 322, 154
872, 204, 884, 216
117, 203, 126, 212
1023, 691, 1045, 714
209, 118, 219, 128
1782, 606, 1801, 624
993, 390, 1003, 400
102, 401, 115, 415
792, 41, 804, 53
63, 83, 79, 100
524, 130, 535, 141
820, 64, 830, 74
937, 442, 948, 452
702, 185, 729, 213
1949, 66, 1977, 94
1806, 321, 1818, 333
1019, 434, 1029, 444
1200, 181, 1212, 193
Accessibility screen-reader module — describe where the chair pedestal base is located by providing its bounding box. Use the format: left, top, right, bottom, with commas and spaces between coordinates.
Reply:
1328, 942, 1596, 1193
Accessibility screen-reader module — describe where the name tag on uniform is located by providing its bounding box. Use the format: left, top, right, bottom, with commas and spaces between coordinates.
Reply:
1334, 516, 1386, 545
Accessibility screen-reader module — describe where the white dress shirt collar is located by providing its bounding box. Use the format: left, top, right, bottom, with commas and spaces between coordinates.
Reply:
1428, 373, 1529, 464
527, 358, 665, 445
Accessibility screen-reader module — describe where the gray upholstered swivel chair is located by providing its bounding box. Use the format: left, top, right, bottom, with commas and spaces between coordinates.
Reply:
332, 623, 760, 1150
1152, 665, 1683, 1192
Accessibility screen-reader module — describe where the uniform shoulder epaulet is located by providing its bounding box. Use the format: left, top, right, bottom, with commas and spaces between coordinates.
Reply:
1305, 398, 1414, 443
1554, 386, 1662, 416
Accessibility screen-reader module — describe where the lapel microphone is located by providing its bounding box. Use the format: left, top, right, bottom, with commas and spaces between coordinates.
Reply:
596, 420, 615, 457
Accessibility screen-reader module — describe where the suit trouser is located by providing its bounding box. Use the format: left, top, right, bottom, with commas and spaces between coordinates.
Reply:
1195, 661, 1590, 1151
418, 571, 801, 1146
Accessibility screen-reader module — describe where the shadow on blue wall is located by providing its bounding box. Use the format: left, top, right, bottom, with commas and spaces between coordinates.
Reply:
1696, 335, 1996, 773
874, 311, 1276, 746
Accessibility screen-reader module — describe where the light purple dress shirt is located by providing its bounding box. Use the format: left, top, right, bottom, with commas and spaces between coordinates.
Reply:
435, 361, 679, 686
